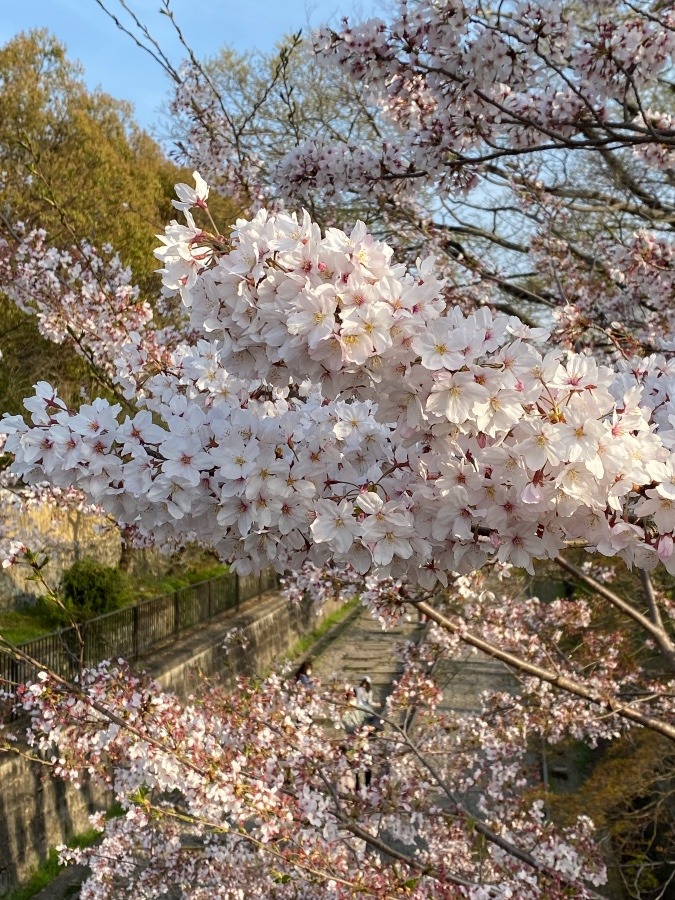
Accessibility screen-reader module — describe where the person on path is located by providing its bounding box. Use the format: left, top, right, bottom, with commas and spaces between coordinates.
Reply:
355, 676, 375, 714
341, 686, 366, 734
355, 676, 383, 731
341, 687, 372, 791
294, 658, 314, 688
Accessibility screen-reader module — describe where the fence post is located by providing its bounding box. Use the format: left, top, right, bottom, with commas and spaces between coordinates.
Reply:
81, 621, 88, 670
174, 591, 180, 637
208, 579, 213, 618
235, 573, 240, 610
132, 605, 139, 660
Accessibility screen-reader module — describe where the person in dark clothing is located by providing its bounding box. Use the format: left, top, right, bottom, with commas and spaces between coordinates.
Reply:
294, 658, 314, 688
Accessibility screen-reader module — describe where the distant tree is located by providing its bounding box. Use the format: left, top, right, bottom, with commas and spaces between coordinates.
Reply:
166, 36, 388, 228
0, 30, 240, 413
0, 30, 176, 285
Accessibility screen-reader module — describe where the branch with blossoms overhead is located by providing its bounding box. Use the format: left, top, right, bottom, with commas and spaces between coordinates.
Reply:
3, 175, 675, 749
285, 1, 675, 357
4, 176, 675, 584
153, 0, 674, 359
287, 2, 675, 194
283, 559, 675, 743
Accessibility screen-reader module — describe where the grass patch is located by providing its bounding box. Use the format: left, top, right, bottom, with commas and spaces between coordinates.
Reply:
128, 563, 229, 602
0, 608, 56, 644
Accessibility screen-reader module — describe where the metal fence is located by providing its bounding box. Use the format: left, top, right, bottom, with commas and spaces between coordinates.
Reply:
0, 568, 279, 690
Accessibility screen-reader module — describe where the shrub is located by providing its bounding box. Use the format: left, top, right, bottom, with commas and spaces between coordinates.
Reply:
59, 558, 126, 621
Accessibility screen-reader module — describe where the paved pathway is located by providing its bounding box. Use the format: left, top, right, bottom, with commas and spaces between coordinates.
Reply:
312, 607, 422, 708
433, 646, 515, 715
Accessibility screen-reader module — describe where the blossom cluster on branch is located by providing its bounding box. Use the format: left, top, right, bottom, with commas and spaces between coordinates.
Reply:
0, 227, 184, 397
3, 184, 675, 584
0, 213, 197, 568
13, 626, 607, 899
278, 2, 675, 200
164, 1, 674, 361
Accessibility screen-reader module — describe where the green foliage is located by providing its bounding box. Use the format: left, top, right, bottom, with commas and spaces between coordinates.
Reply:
0, 30, 242, 415
0, 30, 174, 288
547, 731, 675, 896
59, 558, 126, 621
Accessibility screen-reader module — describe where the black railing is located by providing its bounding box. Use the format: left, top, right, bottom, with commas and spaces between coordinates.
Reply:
0, 568, 279, 689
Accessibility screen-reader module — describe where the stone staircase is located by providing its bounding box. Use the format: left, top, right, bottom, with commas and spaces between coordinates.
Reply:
312, 607, 422, 708
433, 646, 515, 715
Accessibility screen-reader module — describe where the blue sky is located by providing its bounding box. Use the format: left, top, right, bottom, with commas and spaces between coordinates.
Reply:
0, 0, 380, 134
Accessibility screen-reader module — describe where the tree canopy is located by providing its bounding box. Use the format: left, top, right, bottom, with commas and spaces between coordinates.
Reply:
0, 30, 239, 413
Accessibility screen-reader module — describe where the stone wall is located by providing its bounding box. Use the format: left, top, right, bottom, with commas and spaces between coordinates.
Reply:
0, 505, 121, 609
0, 753, 109, 897
0, 503, 198, 609
0, 587, 337, 896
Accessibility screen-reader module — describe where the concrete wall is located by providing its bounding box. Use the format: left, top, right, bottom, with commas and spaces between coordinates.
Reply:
150, 590, 337, 696
0, 588, 336, 896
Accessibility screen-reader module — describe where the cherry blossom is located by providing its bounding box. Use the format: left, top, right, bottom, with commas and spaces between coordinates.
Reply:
4, 193, 675, 590
0, 2, 674, 892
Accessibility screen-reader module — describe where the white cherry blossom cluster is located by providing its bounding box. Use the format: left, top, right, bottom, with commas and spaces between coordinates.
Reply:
0, 429, 106, 570
4, 184, 675, 584
632, 110, 675, 171
162, 1, 673, 374
0, 222, 196, 566
273, 1, 675, 203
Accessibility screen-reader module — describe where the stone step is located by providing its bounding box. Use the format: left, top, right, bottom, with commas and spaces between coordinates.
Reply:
351, 654, 402, 663
341, 656, 397, 661
341, 652, 399, 657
